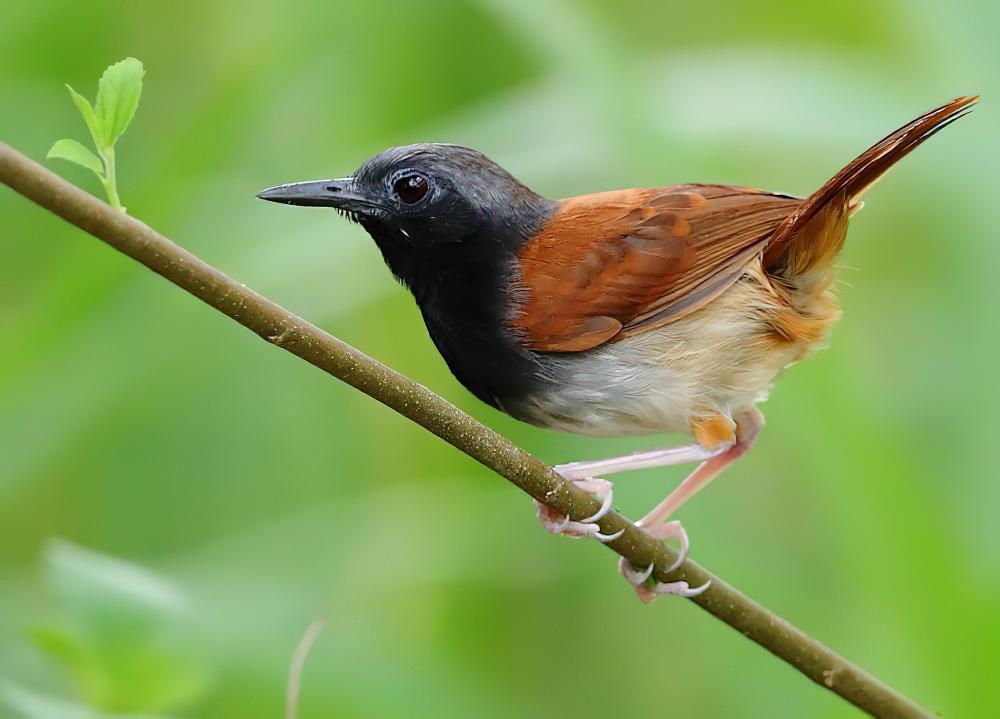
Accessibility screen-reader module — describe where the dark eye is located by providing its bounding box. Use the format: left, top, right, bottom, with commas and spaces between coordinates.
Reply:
393, 174, 428, 204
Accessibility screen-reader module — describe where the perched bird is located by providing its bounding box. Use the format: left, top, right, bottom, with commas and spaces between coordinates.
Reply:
258, 96, 976, 601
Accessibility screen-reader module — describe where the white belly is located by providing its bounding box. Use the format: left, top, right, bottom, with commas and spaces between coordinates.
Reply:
506, 278, 810, 437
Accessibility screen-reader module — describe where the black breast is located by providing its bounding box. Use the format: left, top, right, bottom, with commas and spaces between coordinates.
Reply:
358, 168, 559, 412
416, 258, 546, 411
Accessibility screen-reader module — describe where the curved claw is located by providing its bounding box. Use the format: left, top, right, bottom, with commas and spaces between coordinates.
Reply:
663, 521, 690, 574
535, 476, 616, 542
595, 528, 624, 543
535, 500, 572, 534
618, 557, 655, 586
651, 578, 711, 599
640, 519, 690, 574
560, 520, 622, 542
578, 479, 613, 524
619, 519, 705, 602
552, 515, 572, 534
633, 578, 711, 603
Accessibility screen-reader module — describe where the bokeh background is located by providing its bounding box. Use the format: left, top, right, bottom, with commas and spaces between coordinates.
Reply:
2, 1, 998, 717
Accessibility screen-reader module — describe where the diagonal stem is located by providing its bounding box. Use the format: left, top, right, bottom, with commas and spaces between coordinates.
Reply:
0, 141, 933, 719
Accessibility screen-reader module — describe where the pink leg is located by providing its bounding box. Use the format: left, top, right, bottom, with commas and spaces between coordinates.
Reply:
621, 409, 764, 601
536, 441, 731, 543
555, 443, 728, 481
637, 446, 747, 530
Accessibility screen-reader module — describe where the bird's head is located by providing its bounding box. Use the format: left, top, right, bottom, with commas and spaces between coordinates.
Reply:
257, 144, 555, 289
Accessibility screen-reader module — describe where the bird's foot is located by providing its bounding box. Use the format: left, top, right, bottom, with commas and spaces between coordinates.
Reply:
617, 520, 710, 603
534, 476, 623, 542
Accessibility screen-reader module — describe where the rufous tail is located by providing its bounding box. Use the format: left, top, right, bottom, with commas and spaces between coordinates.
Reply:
764, 95, 978, 282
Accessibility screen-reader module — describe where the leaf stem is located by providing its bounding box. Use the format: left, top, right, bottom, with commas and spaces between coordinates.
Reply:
100, 146, 122, 210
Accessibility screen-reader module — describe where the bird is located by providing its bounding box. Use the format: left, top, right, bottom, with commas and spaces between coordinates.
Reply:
258, 96, 977, 602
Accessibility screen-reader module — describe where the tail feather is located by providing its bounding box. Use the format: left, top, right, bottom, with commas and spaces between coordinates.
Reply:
764, 95, 978, 275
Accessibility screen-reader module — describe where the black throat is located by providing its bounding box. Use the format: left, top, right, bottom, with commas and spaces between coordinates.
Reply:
361, 195, 557, 410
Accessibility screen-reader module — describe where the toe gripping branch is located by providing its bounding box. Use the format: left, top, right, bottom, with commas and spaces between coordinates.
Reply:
617, 520, 710, 602
534, 477, 623, 542
534, 474, 710, 602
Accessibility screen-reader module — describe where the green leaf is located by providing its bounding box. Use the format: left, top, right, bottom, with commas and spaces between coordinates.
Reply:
36, 540, 211, 714
46, 539, 187, 623
65, 85, 103, 151
94, 57, 144, 148
47, 139, 105, 176
29, 625, 108, 706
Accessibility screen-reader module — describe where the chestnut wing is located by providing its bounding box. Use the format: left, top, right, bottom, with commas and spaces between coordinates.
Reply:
511, 184, 800, 352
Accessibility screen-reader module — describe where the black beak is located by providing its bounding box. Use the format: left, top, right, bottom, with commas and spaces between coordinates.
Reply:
256, 177, 384, 213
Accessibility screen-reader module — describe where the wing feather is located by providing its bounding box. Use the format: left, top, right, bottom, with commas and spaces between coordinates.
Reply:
511, 184, 799, 352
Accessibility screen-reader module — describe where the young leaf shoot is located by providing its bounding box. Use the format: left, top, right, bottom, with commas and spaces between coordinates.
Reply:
47, 57, 144, 211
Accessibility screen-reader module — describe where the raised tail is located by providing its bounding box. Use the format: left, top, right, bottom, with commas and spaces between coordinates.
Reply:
763, 95, 978, 279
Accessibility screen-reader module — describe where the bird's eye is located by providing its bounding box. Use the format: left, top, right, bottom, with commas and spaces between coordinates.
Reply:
394, 174, 429, 204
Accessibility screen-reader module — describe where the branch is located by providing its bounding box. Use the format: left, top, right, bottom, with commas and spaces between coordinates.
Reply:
1, 141, 932, 719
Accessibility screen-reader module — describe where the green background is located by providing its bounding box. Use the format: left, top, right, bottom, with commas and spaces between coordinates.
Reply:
2, 1, 998, 716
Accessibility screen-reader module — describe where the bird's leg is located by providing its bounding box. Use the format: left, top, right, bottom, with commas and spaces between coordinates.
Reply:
554, 443, 729, 481
534, 438, 732, 543
620, 407, 764, 602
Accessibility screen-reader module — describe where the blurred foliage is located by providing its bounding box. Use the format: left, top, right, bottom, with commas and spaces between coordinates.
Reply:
2, 0, 998, 717
4, 541, 206, 718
